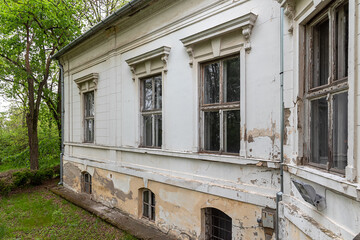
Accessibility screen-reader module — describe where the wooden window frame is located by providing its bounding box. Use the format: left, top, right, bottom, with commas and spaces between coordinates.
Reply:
199, 55, 240, 155
304, 0, 349, 174
140, 74, 162, 148
84, 91, 95, 143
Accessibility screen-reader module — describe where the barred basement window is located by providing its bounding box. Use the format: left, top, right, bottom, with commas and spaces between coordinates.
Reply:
82, 172, 92, 194
142, 189, 155, 221
200, 55, 240, 154
141, 75, 162, 148
84, 91, 95, 143
204, 208, 232, 240
305, 0, 348, 173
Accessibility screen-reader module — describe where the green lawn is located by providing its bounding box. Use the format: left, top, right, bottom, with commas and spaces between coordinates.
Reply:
0, 185, 137, 240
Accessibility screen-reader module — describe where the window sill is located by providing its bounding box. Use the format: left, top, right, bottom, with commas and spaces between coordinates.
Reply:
65, 142, 280, 168
287, 164, 360, 201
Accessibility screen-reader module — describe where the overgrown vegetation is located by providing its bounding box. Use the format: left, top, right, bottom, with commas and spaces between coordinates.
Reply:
0, 188, 137, 239
0, 165, 59, 196
0, 106, 60, 172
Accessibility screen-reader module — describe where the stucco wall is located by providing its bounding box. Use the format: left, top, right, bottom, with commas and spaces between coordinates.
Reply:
60, 0, 360, 239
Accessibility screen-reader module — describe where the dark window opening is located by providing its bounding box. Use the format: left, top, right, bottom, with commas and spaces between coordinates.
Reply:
201, 55, 240, 154
141, 75, 162, 148
82, 172, 92, 194
204, 208, 232, 240
84, 91, 94, 143
306, 1, 348, 173
143, 189, 155, 221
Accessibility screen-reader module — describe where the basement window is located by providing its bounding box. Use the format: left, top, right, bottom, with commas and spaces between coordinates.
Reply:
142, 189, 155, 221
203, 208, 232, 240
200, 55, 240, 154
82, 172, 92, 194
141, 75, 162, 148
305, 1, 348, 173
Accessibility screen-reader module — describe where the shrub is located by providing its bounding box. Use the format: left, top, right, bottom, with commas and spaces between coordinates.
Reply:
0, 179, 12, 196
13, 170, 32, 187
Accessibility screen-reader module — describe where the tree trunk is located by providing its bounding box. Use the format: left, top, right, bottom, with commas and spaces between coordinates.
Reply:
26, 112, 39, 170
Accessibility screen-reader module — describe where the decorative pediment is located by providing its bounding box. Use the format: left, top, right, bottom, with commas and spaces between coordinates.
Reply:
74, 73, 99, 93
181, 12, 257, 66
126, 46, 171, 80
181, 13, 257, 47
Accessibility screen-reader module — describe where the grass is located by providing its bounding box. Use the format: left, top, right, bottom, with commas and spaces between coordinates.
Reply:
0, 185, 137, 240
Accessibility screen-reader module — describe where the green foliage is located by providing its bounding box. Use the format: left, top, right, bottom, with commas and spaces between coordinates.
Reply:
12, 166, 58, 188
0, 179, 12, 196
0, 0, 84, 169
13, 170, 32, 187
0, 105, 60, 171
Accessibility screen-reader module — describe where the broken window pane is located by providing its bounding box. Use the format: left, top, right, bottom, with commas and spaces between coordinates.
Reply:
154, 76, 162, 109
311, 98, 328, 165
313, 18, 329, 88
143, 115, 152, 146
336, 3, 349, 80
332, 92, 348, 170
204, 62, 220, 104
154, 115, 162, 147
204, 111, 220, 151
223, 57, 240, 103
143, 78, 153, 110
224, 110, 240, 153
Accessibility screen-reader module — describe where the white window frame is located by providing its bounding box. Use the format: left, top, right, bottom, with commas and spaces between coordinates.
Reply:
140, 75, 162, 148
199, 55, 241, 154
74, 73, 98, 144
125, 46, 170, 149
180, 13, 257, 157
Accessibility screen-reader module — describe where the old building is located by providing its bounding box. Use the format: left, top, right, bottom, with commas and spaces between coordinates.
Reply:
53, 0, 360, 239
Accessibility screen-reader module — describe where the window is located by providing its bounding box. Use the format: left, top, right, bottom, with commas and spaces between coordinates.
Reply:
203, 208, 232, 240
306, 1, 348, 172
141, 75, 162, 148
82, 172, 92, 194
201, 55, 240, 154
84, 91, 94, 143
142, 189, 155, 221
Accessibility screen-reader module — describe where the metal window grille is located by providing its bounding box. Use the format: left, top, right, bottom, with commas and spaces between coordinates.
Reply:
204, 208, 232, 240
82, 172, 92, 194
143, 190, 155, 221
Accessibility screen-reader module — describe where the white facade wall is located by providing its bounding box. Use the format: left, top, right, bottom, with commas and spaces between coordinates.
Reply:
59, 0, 360, 239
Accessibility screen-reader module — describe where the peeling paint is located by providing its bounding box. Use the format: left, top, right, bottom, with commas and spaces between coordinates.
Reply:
93, 169, 133, 201
284, 108, 291, 145
63, 162, 82, 191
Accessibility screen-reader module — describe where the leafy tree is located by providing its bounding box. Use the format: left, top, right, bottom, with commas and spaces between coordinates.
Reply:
0, 0, 82, 170
81, 0, 129, 28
